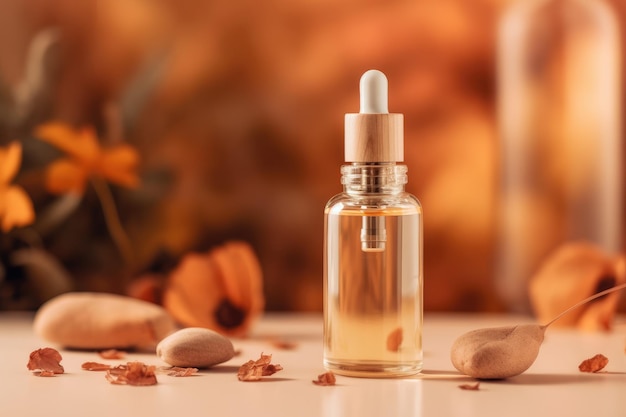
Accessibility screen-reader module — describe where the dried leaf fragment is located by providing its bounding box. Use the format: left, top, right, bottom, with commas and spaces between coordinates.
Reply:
82, 362, 112, 371
27, 347, 64, 376
459, 382, 481, 390
167, 367, 198, 377
578, 354, 609, 373
107, 364, 129, 376
105, 362, 157, 386
99, 349, 125, 359
237, 353, 283, 381
312, 371, 336, 386
387, 327, 403, 352
269, 339, 298, 350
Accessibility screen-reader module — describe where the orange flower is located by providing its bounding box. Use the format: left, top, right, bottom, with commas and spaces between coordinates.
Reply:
529, 241, 626, 331
162, 241, 265, 337
0, 142, 35, 232
35, 122, 140, 194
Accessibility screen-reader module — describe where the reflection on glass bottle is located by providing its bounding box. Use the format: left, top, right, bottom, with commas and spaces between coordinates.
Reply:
497, 0, 622, 312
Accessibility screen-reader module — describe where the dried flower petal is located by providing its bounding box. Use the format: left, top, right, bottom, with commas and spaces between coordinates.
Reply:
312, 371, 336, 386
459, 382, 481, 390
167, 367, 198, 377
105, 372, 120, 384
99, 349, 125, 359
82, 362, 112, 371
578, 354, 608, 373
387, 327, 403, 352
105, 362, 157, 386
262, 364, 283, 376
27, 347, 64, 375
237, 353, 283, 381
238, 363, 261, 381
269, 339, 298, 350
107, 364, 129, 376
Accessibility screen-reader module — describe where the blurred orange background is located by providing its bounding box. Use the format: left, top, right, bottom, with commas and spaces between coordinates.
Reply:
0, 0, 624, 312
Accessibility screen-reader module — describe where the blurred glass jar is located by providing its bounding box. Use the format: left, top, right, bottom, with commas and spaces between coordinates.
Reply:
497, 0, 622, 312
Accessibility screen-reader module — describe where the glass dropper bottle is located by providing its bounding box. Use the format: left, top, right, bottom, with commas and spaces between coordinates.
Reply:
323, 70, 423, 377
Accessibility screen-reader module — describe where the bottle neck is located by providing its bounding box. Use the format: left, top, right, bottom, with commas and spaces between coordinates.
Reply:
341, 163, 407, 195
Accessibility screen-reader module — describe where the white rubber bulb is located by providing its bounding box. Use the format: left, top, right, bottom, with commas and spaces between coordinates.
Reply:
359, 70, 389, 114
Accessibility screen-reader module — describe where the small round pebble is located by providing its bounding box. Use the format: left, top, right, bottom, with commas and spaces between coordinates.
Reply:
156, 327, 235, 368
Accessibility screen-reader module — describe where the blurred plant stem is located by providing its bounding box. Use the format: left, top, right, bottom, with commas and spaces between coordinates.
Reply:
90, 177, 134, 268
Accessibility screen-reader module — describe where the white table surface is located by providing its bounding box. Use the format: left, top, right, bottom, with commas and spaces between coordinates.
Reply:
1, 312, 625, 417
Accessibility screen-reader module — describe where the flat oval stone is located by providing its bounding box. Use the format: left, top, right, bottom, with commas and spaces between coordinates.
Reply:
34, 292, 177, 350
157, 327, 235, 368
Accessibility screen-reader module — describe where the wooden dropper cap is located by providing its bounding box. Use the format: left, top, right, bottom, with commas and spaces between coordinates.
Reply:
344, 70, 404, 162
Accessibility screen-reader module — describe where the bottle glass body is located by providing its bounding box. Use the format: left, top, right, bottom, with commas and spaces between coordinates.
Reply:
323, 163, 423, 377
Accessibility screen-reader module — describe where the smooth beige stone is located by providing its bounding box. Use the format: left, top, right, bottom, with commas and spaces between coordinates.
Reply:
450, 324, 546, 379
157, 327, 235, 368
34, 292, 177, 349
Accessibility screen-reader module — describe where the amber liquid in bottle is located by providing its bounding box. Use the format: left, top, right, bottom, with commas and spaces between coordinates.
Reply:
323, 164, 423, 377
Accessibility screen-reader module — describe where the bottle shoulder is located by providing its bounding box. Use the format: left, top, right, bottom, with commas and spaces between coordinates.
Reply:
325, 192, 422, 214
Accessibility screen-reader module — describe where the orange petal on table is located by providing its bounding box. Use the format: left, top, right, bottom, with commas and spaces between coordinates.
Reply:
0, 185, 35, 232
27, 347, 64, 375
578, 354, 609, 373
98, 145, 140, 188
36, 122, 100, 163
44, 158, 88, 195
237, 353, 282, 381
0, 141, 21, 184
312, 371, 336, 386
